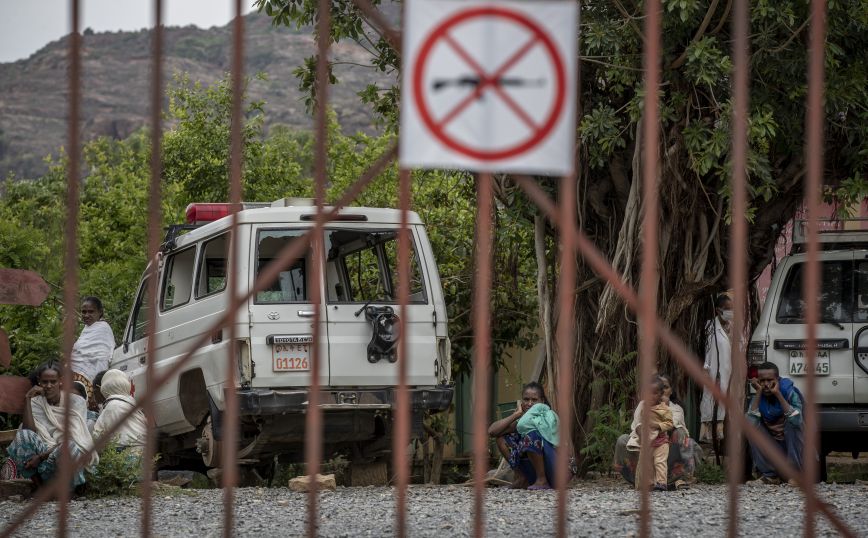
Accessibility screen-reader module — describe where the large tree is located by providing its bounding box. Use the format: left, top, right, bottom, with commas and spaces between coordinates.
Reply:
257, 0, 868, 470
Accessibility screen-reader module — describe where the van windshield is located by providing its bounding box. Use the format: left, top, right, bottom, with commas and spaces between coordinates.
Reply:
776, 260, 853, 324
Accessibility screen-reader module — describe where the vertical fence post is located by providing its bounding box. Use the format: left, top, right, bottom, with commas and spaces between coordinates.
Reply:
555, 172, 577, 537
637, 0, 661, 535
726, 0, 749, 535
394, 168, 412, 536
58, 0, 83, 534
471, 172, 495, 538
140, 0, 164, 536
306, 0, 332, 533
803, 0, 828, 535
222, 0, 246, 535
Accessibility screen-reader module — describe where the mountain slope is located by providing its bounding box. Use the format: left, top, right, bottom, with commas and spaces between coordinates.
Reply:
0, 12, 391, 180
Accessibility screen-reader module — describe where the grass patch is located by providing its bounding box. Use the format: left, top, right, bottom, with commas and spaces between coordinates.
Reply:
695, 462, 726, 484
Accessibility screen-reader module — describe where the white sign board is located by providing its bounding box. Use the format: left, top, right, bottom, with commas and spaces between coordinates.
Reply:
400, 0, 577, 175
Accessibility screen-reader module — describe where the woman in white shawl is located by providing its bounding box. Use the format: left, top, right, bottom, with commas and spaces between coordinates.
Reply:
71, 296, 116, 410
700, 294, 732, 443
92, 369, 147, 451
7, 361, 98, 488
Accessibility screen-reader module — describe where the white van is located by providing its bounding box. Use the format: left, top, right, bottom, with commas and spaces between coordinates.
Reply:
748, 220, 868, 475
111, 200, 453, 473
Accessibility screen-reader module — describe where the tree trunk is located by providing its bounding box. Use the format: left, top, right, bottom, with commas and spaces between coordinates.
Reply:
535, 215, 555, 397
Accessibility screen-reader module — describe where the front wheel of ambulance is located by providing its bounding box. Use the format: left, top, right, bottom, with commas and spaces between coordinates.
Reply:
196, 415, 222, 468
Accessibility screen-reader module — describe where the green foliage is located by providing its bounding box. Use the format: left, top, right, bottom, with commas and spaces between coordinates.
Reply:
695, 461, 726, 484
1, 70, 536, 383
579, 352, 637, 473
85, 442, 145, 497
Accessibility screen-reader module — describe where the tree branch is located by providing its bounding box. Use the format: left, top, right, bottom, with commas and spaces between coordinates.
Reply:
710, 0, 732, 35
668, 0, 720, 70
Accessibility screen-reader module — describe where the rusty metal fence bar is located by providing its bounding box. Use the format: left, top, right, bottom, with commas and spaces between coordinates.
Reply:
726, 0, 749, 535
56, 0, 83, 534
140, 0, 163, 536
471, 172, 495, 538
221, 0, 247, 535
636, 1, 662, 537
554, 171, 577, 536
802, 0, 828, 536
393, 168, 412, 537
0, 0, 859, 537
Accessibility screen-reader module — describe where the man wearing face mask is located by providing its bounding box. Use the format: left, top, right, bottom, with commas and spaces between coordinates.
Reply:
700, 294, 733, 443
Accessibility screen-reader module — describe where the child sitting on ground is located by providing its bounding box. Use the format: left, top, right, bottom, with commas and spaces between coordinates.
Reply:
626, 377, 674, 491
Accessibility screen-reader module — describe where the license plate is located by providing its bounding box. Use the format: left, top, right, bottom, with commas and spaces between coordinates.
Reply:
272, 336, 312, 372
788, 350, 830, 376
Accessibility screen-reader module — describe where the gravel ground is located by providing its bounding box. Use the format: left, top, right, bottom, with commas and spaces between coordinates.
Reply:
1, 481, 866, 537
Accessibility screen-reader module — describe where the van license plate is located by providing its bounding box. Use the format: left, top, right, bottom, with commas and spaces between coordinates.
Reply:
272, 336, 312, 372
788, 350, 830, 376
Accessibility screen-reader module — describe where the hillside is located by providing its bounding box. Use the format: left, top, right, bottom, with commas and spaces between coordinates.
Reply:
0, 12, 393, 180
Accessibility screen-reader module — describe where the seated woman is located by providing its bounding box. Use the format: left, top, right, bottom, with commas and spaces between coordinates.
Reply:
6, 361, 99, 488
614, 374, 701, 489
92, 369, 147, 451
488, 382, 560, 490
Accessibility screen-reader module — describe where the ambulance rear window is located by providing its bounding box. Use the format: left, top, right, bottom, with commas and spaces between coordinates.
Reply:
776, 260, 852, 324
255, 230, 309, 303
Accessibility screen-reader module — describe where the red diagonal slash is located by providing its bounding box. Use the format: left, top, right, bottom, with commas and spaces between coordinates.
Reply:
434, 32, 542, 132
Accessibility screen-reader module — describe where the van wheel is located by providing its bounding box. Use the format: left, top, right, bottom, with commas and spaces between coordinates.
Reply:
196, 415, 222, 468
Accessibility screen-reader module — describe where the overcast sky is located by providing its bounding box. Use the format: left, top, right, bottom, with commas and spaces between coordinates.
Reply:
0, 0, 255, 63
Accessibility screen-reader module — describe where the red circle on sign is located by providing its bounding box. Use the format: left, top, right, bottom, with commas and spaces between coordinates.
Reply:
411, 6, 567, 161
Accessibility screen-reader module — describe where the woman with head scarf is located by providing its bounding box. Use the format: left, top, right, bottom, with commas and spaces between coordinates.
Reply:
71, 296, 116, 410
6, 361, 98, 488
92, 369, 147, 451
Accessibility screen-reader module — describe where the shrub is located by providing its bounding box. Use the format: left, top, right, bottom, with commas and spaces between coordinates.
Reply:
85, 442, 144, 497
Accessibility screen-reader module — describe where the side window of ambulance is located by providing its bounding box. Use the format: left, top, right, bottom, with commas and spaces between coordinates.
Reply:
196, 234, 228, 298
131, 278, 151, 342
776, 261, 853, 323
256, 229, 308, 303
855, 261, 868, 323
161, 247, 196, 310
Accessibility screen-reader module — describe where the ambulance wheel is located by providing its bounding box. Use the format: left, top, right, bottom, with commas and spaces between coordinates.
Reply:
196, 415, 222, 468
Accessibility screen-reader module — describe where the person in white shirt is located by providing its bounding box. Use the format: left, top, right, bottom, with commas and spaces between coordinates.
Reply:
70, 296, 116, 410
700, 294, 732, 443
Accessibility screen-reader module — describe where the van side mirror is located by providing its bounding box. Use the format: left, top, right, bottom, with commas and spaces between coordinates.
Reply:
123, 341, 129, 353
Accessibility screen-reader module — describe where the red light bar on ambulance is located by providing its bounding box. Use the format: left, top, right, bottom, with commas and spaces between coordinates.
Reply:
185, 203, 232, 224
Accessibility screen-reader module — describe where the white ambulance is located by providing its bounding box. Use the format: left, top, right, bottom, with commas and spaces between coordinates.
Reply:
748, 220, 868, 476
111, 199, 453, 475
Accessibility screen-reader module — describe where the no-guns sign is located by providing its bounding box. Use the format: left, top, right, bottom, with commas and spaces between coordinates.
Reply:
400, 0, 577, 175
